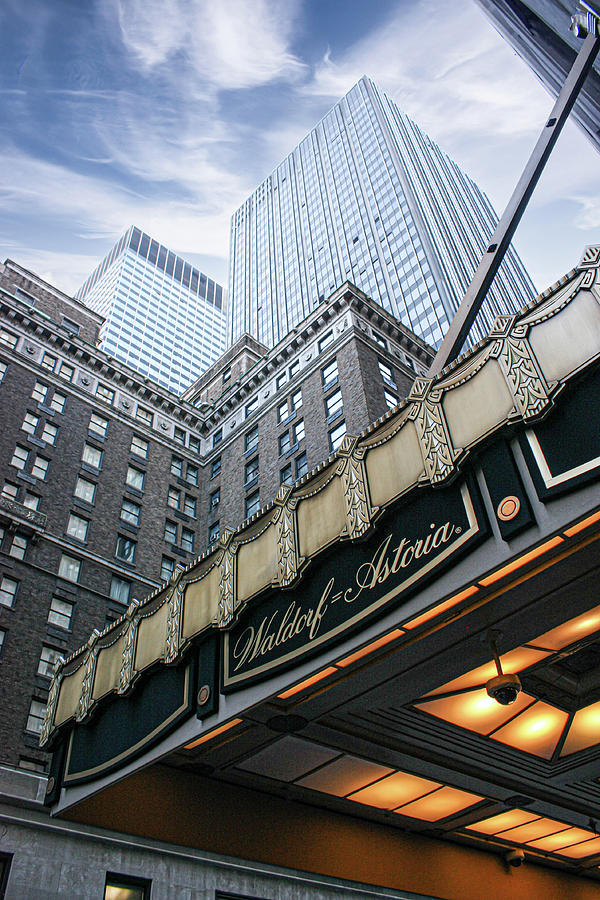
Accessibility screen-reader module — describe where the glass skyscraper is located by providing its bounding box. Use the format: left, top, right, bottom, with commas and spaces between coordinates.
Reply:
76, 226, 227, 394
228, 76, 536, 350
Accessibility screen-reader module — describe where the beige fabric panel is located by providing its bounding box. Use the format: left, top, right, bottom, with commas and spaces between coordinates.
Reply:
298, 477, 346, 558
365, 420, 423, 507
135, 602, 168, 672
237, 525, 277, 602
92, 635, 125, 700
55, 665, 84, 726
182, 567, 219, 640
530, 290, 600, 382
443, 359, 514, 449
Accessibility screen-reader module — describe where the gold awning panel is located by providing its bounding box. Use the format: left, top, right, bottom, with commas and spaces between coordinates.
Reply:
40, 246, 600, 747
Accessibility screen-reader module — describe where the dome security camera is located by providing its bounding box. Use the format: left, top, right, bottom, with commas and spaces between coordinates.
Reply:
505, 848, 525, 868
486, 672, 522, 706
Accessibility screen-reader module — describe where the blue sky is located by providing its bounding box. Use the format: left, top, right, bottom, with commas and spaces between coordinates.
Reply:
1, 0, 598, 297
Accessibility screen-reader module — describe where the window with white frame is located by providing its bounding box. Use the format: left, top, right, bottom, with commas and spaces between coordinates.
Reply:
186, 464, 198, 486
136, 406, 153, 426
58, 553, 81, 582
96, 383, 115, 403
50, 392, 66, 414
41, 422, 58, 444
245, 425, 258, 452
0, 328, 17, 349
245, 396, 258, 417
171, 456, 183, 477
126, 466, 145, 491
167, 487, 180, 509
384, 389, 399, 409
82, 443, 102, 469
245, 489, 260, 518
160, 556, 175, 581
293, 419, 305, 445
181, 528, 194, 553
208, 521, 220, 544
378, 359, 396, 389
120, 498, 141, 526
22, 412, 39, 435
130, 435, 149, 459
296, 451, 308, 479
110, 575, 130, 605
31, 455, 49, 480
173, 426, 186, 446
115, 535, 136, 563
321, 359, 339, 391
89, 413, 109, 438
9, 534, 28, 559
58, 362, 74, 382
164, 520, 177, 544
10, 445, 28, 470
41, 353, 56, 371
32, 381, 48, 404
183, 494, 196, 517
325, 389, 343, 419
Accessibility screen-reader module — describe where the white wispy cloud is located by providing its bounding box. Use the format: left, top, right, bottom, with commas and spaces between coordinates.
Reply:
113, 0, 306, 89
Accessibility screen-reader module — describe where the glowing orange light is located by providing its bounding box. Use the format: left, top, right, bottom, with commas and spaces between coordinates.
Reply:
564, 509, 600, 537
278, 666, 338, 699
403, 585, 479, 630
184, 717, 243, 750
528, 827, 597, 852
336, 629, 403, 667
498, 817, 568, 843
348, 771, 439, 809
478, 536, 564, 587
560, 701, 600, 756
491, 701, 568, 759
297, 755, 394, 796
534, 604, 600, 651
396, 785, 484, 822
415, 688, 535, 736
465, 809, 539, 835
423, 647, 550, 697
558, 837, 600, 859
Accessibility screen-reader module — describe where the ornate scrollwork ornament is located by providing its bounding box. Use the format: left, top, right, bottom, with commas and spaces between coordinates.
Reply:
39, 655, 65, 747
217, 529, 237, 627
408, 380, 459, 484
118, 599, 140, 694
76, 629, 101, 722
336, 435, 374, 539
274, 484, 302, 586
164, 566, 186, 663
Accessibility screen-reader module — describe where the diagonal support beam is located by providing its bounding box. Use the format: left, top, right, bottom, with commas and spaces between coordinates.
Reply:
429, 25, 600, 377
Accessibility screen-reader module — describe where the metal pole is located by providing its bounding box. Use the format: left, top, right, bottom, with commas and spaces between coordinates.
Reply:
429, 25, 600, 378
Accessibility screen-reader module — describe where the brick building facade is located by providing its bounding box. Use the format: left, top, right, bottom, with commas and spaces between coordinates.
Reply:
0, 259, 432, 772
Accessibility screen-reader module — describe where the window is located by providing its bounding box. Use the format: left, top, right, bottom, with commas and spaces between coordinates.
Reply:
171, 456, 183, 478
210, 488, 220, 510
245, 425, 258, 452
318, 331, 334, 352
48, 596, 73, 629
22, 412, 39, 434
211, 457, 221, 478
293, 419, 305, 444
23, 492, 40, 510
188, 435, 200, 454
26, 699, 46, 735
373, 333, 388, 349
41, 353, 56, 371
326, 389, 343, 419
89, 413, 109, 437
245, 396, 258, 417
212, 428, 223, 447
126, 466, 145, 491
82, 443, 102, 469
61, 316, 80, 335
115, 535, 136, 563
31, 455, 49, 480
58, 553, 81, 582
208, 522, 220, 544
120, 498, 141, 526
296, 451, 308, 479
10, 445, 28, 470
9, 534, 27, 559
277, 400, 288, 423
173, 426, 185, 445
0, 628, 4, 657
41, 422, 58, 445
329, 420, 347, 452
289, 360, 300, 379
384, 389, 399, 409
0, 328, 17, 349
276, 372, 287, 390
32, 381, 48, 404
96, 383, 115, 404
160, 556, 175, 581
0, 360, 6, 382
110, 576, 130, 605
1, 482, 18, 501
0, 576, 18, 608
131, 435, 149, 459
183, 494, 196, 517
290, 389, 302, 414
321, 359, 339, 391
164, 520, 177, 544
74, 476, 96, 504
245, 490, 260, 518
58, 362, 74, 382
67, 513, 89, 541
136, 406, 153, 426
279, 432, 291, 455
50, 392, 66, 414
280, 463, 292, 484
378, 359, 397, 389
181, 528, 194, 553
186, 464, 198, 486
245, 457, 259, 485
222, 367, 231, 384
167, 487, 181, 509
38, 645, 62, 678
104, 873, 151, 900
